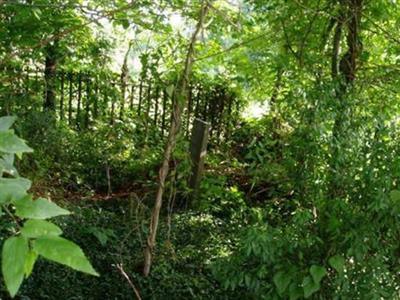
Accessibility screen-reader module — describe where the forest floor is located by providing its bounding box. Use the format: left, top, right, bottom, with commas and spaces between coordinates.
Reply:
15, 165, 247, 300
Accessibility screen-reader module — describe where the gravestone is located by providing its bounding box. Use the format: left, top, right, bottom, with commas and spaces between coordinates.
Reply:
189, 118, 210, 201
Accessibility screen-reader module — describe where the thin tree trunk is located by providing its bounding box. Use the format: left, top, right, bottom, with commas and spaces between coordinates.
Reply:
331, 18, 343, 80
142, 1, 210, 276
138, 80, 143, 116
120, 42, 132, 120
186, 87, 193, 136
43, 41, 58, 111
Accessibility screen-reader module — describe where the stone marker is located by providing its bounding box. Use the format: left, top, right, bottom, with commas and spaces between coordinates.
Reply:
188, 118, 210, 201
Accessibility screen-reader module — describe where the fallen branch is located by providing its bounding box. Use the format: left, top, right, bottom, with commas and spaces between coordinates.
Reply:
116, 264, 142, 300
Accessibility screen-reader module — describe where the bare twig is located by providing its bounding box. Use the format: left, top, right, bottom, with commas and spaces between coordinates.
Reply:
2, 205, 21, 230
116, 264, 142, 300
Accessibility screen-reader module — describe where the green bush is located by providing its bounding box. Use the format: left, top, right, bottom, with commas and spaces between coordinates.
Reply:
17, 112, 164, 193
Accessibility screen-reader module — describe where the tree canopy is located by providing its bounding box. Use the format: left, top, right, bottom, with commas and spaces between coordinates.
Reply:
1, 0, 400, 299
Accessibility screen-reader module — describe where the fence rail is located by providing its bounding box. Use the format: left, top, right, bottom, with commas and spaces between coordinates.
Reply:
0, 65, 240, 142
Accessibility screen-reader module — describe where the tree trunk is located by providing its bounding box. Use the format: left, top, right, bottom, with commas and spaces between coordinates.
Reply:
142, 1, 210, 276
43, 41, 58, 111
329, 0, 363, 197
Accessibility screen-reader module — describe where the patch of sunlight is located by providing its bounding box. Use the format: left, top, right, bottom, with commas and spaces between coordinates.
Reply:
170, 13, 184, 31
242, 101, 270, 119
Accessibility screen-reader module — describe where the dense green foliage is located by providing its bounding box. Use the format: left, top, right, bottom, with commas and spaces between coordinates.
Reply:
1, 0, 400, 299
0, 117, 97, 297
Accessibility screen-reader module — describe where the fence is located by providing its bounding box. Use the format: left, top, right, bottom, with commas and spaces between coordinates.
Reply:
0, 65, 241, 142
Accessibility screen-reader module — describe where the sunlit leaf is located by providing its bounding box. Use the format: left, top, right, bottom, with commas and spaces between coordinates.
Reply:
2, 236, 28, 297
0, 130, 33, 154
0, 116, 17, 131
15, 197, 70, 219
329, 255, 345, 275
0, 177, 31, 204
21, 219, 63, 238
166, 84, 174, 97
24, 250, 38, 278
0, 153, 18, 176
33, 236, 99, 276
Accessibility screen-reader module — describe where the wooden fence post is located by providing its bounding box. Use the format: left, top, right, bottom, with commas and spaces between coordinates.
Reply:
130, 85, 135, 111
154, 86, 160, 126
120, 80, 126, 120
226, 93, 233, 139
25, 68, 30, 97
94, 78, 99, 119
85, 76, 91, 129
202, 91, 209, 121
60, 71, 64, 120
143, 82, 152, 144
145, 82, 152, 122
111, 82, 116, 125
188, 118, 210, 202
68, 73, 73, 125
77, 72, 82, 128
194, 87, 200, 117
138, 80, 143, 116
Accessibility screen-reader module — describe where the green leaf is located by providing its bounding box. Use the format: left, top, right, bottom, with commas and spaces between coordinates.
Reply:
329, 255, 345, 274
166, 84, 174, 97
87, 227, 111, 246
390, 190, 400, 202
309, 265, 327, 284
2, 236, 28, 297
289, 283, 303, 300
0, 116, 16, 131
0, 178, 31, 204
33, 236, 99, 276
0, 131, 33, 154
0, 154, 18, 176
21, 220, 63, 238
15, 197, 70, 219
32, 8, 42, 20
273, 271, 291, 295
244, 274, 251, 287
24, 250, 38, 278
302, 276, 320, 299
121, 19, 130, 29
